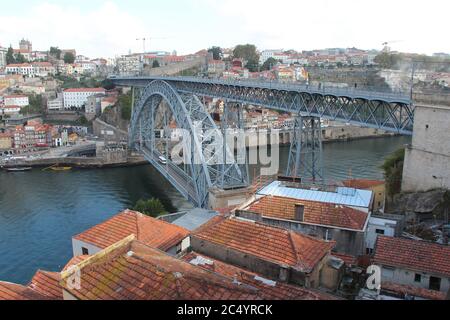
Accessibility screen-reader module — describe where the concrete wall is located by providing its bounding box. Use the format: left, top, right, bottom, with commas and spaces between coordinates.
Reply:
402, 105, 450, 192
378, 265, 450, 293
143, 56, 205, 76
93, 118, 128, 142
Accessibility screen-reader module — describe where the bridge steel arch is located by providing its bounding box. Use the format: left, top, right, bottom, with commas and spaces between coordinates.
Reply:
129, 80, 248, 208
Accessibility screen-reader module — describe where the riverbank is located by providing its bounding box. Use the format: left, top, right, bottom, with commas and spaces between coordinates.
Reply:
1, 154, 148, 170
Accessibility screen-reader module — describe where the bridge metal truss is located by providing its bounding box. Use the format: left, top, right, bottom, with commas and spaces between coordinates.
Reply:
129, 80, 248, 208
133, 78, 413, 135
286, 115, 324, 183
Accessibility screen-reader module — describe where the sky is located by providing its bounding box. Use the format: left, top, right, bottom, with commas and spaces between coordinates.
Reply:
0, 0, 449, 59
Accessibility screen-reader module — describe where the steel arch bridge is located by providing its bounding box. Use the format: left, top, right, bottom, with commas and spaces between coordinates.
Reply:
129, 80, 248, 208
111, 76, 415, 208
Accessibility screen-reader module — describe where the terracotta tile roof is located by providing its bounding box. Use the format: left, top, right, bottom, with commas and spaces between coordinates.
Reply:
331, 252, 358, 266
64, 88, 105, 93
381, 282, 447, 300
193, 216, 334, 273
60, 236, 260, 300
342, 179, 385, 189
246, 196, 368, 231
73, 210, 190, 251
0, 282, 49, 300
182, 252, 338, 300
28, 271, 62, 300
373, 236, 450, 277
62, 255, 89, 271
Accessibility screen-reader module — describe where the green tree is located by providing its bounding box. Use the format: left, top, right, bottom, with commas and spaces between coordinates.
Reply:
64, 52, 75, 64
381, 148, 405, 198
152, 60, 160, 68
374, 52, 401, 69
261, 57, 278, 71
119, 91, 132, 120
15, 53, 27, 63
50, 46, 62, 59
20, 94, 44, 115
133, 198, 167, 217
208, 46, 223, 60
233, 44, 260, 72
6, 47, 15, 64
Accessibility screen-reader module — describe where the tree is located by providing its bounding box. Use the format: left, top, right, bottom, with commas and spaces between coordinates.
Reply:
119, 91, 132, 120
152, 60, 160, 68
133, 198, 167, 217
15, 53, 26, 63
261, 57, 278, 71
381, 148, 405, 199
374, 52, 401, 69
208, 46, 223, 60
6, 47, 15, 64
64, 52, 75, 64
50, 46, 62, 59
233, 44, 260, 72
20, 94, 43, 115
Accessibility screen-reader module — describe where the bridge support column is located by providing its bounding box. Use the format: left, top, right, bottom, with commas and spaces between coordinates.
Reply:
286, 115, 324, 184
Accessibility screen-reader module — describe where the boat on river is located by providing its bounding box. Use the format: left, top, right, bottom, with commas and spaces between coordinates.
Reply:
2, 167, 33, 172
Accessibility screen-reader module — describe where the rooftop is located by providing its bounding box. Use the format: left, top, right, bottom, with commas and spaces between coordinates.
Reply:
182, 252, 338, 300
373, 236, 450, 277
245, 195, 369, 231
61, 236, 260, 300
193, 216, 335, 273
73, 209, 190, 251
342, 179, 385, 189
381, 281, 447, 300
171, 208, 219, 231
64, 88, 106, 93
258, 181, 373, 209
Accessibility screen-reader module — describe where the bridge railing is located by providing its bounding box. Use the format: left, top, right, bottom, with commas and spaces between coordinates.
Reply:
146, 75, 412, 103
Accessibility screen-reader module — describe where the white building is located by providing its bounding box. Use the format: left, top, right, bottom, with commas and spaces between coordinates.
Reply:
6, 63, 34, 76
63, 88, 106, 110
4, 95, 29, 107
1, 105, 21, 115
374, 236, 450, 294
47, 97, 64, 111
259, 49, 284, 65
116, 54, 142, 76
365, 215, 403, 254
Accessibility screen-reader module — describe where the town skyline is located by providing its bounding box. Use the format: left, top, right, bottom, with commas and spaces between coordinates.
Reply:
1, 0, 450, 58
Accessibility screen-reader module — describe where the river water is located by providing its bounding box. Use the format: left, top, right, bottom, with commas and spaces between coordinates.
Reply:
0, 135, 410, 284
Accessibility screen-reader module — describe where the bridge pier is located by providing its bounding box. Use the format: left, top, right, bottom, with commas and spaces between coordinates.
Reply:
286, 115, 324, 184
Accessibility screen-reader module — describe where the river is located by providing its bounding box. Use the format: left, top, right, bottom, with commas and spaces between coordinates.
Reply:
0, 135, 410, 284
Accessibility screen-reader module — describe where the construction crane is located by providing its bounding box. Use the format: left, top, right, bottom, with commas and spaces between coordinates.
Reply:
136, 37, 168, 54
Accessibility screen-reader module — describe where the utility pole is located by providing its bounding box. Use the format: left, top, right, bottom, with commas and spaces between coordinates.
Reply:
136, 38, 147, 53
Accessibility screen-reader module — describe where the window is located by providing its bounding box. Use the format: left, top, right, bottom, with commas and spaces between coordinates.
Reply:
81, 247, 89, 255
324, 229, 333, 241
375, 229, 385, 235
366, 248, 374, 255
382, 267, 395, 279
414, 274, 421, 283
429, 276, 441, 291
294, 205, 305, 221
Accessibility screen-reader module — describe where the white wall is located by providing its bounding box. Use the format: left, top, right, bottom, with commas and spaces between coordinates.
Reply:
72, 238, 101, 257
379, 265, 450, 293
365, 217, 397, 251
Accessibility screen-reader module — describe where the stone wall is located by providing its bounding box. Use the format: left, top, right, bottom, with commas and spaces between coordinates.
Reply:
402, 105, 450, 192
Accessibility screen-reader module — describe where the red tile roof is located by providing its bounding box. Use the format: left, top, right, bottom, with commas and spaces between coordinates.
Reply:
381, 281, 447, 300
73, 210, 190, 251
343, 179, 385, 189
28, 271, 62, 300
0, 282, 50, 300
64, 88, 105, 93
60, 237, 260, 300
62, 255, 89, 271
373, 236, 450, 277
246, 196, 368, 231
193, 216, 334, 273
182, 252, 338, 300
331, 252, 358, 266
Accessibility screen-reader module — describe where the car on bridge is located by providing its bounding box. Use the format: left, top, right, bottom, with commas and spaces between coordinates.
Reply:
158, 156, 168, 165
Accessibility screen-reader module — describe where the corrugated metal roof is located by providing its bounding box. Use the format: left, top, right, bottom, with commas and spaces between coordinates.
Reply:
257, 181, 372, 208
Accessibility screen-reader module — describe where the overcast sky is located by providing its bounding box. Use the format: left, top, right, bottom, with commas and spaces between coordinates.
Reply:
0, 0, 448, 58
